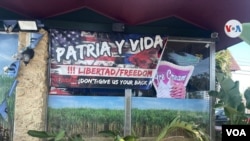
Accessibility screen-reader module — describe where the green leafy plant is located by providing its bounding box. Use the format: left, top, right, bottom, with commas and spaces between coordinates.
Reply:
156, 116, 210, 141
244, 87, 250, 110
98, 130, 138, 141
215, 50, 232, 76
209, 72, 250, 125
27, 130, 84, 141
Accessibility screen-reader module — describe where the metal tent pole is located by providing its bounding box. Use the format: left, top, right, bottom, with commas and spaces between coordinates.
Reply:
124, 89, 132, 136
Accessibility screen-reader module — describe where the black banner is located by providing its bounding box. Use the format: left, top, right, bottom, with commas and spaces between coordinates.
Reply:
50, 29, 167, 89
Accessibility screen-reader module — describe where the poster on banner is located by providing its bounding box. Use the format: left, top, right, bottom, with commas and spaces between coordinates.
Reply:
0, 32, 19, 140
154, 61, 194, 98
50, 29, 167, 89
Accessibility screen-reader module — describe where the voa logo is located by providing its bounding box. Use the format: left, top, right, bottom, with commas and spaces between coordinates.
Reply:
224, 19, 242, 38
226, 129, 246, 136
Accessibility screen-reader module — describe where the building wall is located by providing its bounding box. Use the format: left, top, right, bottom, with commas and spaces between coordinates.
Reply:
231, 66, 250, 114
231, 66, 250, 93
13, 29, 49, 141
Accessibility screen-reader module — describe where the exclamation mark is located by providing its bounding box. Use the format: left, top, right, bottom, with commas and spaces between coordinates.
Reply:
72, 66, 75, 74
68, 66, 72, 74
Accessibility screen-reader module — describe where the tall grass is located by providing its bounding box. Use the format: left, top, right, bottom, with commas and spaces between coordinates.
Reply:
47, 107, 210, 138
0, 75, 17, 141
